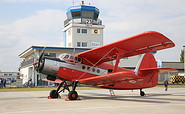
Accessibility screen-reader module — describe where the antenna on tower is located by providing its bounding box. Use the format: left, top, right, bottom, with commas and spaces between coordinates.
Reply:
81, 1, 84, 5
72, 0, 74, 6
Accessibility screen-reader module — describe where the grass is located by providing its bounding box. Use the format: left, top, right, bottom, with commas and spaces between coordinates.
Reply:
158, 81, 185, 88
0, 86, 99, 92
0, 84, 185, 92
157, 84, 185, 88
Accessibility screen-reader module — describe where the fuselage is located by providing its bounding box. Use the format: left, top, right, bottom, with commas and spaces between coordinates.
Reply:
41, 54, 129, 81
39, 53, 158, 90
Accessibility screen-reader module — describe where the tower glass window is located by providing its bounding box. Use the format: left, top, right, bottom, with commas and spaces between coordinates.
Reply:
82, 11, 94, 19
71, 11, 81, 18
93, 12, 99, 20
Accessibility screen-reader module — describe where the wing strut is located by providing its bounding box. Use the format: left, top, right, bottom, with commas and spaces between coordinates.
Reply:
113, 48, 124, 72
77, 48, 115, 80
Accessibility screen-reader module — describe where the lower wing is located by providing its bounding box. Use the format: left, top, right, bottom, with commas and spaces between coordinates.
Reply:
79, 71, 141, 86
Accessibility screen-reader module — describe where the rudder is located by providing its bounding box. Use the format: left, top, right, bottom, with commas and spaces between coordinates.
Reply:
134, 52, 158, 87
134, 52, 157, 75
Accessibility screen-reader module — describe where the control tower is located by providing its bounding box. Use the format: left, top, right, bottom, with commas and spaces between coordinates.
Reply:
63, 1, 105, 48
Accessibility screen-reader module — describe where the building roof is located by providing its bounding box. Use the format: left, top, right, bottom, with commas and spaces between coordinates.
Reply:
19, 46, 91, 58
66, 5, 99, 14
162, 62, 184, 70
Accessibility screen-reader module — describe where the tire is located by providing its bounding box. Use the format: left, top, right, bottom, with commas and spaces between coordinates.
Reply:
50, 90, 59, 98
68, 91, 78, 100
140, 91, 145, 96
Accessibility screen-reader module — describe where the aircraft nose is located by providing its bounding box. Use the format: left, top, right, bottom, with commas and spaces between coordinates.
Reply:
34, 47, 46, 73
36, 57, 45, 73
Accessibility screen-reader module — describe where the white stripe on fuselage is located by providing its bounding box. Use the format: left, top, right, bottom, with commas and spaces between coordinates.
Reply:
42, 59, 108, 76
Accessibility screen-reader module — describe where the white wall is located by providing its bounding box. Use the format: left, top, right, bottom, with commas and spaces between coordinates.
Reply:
20, 67, 30, 84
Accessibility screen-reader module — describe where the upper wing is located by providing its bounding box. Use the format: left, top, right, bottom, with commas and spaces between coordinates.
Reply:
77, 31, 175, 66
79, 71, 141, 86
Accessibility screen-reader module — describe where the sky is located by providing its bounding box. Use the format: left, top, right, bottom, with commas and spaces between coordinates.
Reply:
0, 0, 185, 72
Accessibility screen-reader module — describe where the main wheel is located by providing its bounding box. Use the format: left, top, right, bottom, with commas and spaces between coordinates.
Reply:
50, 90, 59, 98
68, 90, 78, 100
140, 91, 145, 96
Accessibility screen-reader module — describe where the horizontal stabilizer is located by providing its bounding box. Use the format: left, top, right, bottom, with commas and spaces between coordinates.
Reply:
140, 67, 177, 73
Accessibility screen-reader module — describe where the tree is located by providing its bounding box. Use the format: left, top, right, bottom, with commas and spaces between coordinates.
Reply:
180, 49, 184, 63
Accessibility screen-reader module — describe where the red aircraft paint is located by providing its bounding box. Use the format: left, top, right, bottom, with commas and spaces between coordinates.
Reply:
36, 31, 176, 100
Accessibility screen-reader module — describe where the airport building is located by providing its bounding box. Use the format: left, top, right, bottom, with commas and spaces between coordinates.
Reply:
0, 72, 19, 87
19, 2, 184, 87
19, 46, 90, 86
63, 4, 104, 48
19, 2, 104, 86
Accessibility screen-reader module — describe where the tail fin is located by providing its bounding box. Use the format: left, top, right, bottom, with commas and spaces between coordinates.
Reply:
134, 53, 176, 87
134, 52, 157, 75
134, 52, 176, 75
134, 52, 158, 87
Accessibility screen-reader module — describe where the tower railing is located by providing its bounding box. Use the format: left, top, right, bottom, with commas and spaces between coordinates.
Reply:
64, 18, 102, 27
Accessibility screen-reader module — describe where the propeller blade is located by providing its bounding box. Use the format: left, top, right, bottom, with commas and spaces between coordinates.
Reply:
36, 46, 47, 73
38, 46, 46, 62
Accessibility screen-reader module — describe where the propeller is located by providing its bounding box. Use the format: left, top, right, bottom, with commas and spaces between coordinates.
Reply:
33, 46, 46, 73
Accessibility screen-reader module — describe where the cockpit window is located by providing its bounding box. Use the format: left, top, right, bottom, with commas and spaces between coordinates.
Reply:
75, 57, 82, 63
59, 53, 82, 63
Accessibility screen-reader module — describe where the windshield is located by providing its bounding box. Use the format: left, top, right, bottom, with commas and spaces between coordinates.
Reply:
59, 53, 81, 63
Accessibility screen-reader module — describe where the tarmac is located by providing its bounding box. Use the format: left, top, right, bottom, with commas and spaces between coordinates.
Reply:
0, 87, 185, 114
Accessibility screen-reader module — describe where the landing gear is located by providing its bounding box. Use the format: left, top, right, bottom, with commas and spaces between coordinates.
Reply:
50, 90, 59, 98
68, 90, 78, 100
67, 81, 78, 100
49, 80, 79, 100
49, 81, 70, 99
140, 89, 145, 96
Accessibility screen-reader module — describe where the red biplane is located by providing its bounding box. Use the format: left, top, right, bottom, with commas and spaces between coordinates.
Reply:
34, 31, 175, 100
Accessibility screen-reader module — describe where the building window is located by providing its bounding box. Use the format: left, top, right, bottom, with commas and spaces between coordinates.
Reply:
77, 42, 81, 47
77, 29, 87, 34
82, 42, 87, 47
77, 29, 80, 33
44, 53, 56, 57
77, 42, 87, 47
49, 53, 56, 57
82, 29, 87, 33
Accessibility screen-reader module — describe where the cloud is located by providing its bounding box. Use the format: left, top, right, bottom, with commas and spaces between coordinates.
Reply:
95, 0, 185, 61
0, 9, 65, 71
0, 0, 65, 3
1, 0, 185, 71
1, 9, 65, 46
